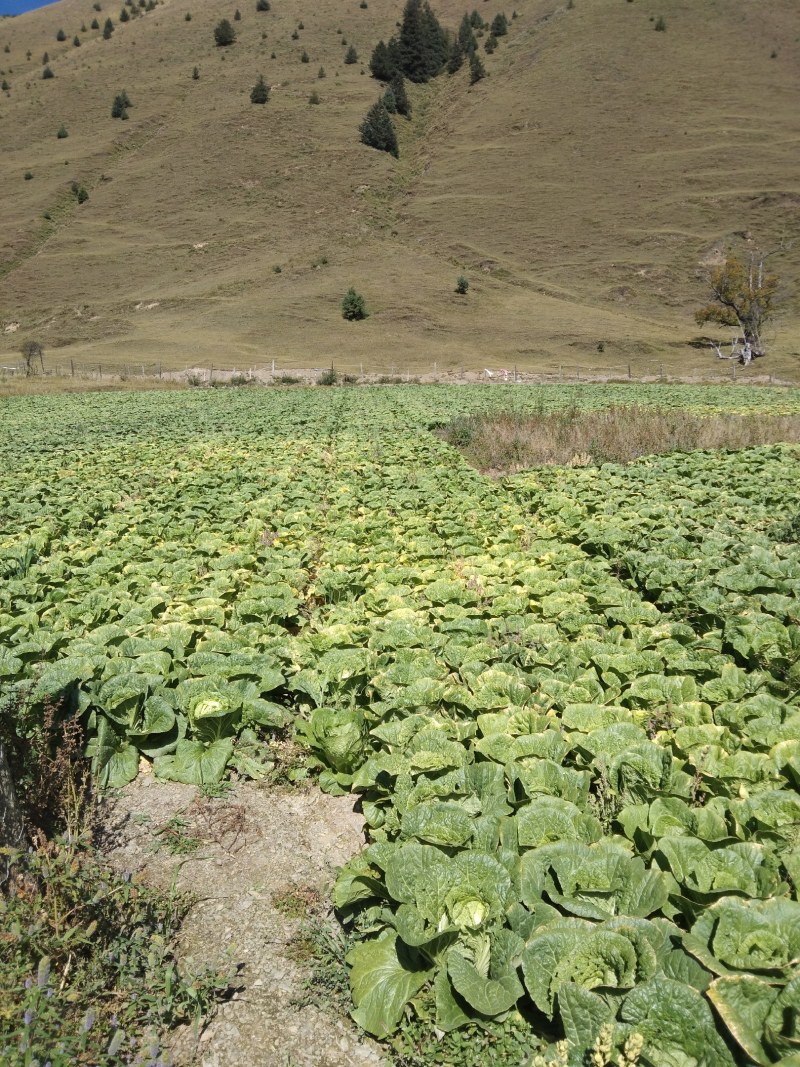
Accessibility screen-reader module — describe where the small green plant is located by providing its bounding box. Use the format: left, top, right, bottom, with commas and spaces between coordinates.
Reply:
2, 79, 10, 91
256, 0, 270, 10
56, 123, 68, 138
273, 374, 301, 384
469, 49, 485, 83
359, 100, 398, 157
185, 11, 191, 20
151, 815, 203, 855
597, 340, 605, 353
250, 73, 269, 103
73, 34, 81, 46
654, 15, 666, 30
91, 17, 100, 28
317, 366, 339, 386
291, 27, 299, 39
56, 27, 67, 40
344, 43, 358, 64
214, 17, 236, 46
42, 64, 54, 79
309, 89, 320, 104
234, 7, 241, 18
192, 65, 200, 79
301, 49, 309, 62
455, 274, 469, 295
24, 170, 33, 180
341, 287, 367, 320
42, 50, 49, 62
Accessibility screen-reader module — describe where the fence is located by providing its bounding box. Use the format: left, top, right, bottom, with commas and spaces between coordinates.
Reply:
0, 356, 792, 387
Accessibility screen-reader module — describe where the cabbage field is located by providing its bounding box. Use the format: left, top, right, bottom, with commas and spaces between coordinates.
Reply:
2, 383, 800, 1066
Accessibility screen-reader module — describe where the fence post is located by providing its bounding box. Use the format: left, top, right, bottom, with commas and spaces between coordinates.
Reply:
628, 363, 632, 380
71, 359, 75, 377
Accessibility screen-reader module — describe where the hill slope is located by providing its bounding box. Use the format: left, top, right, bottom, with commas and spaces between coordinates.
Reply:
0, 0, 798, 378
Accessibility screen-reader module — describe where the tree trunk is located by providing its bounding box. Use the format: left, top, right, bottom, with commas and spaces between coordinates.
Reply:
0, 742, 25, 884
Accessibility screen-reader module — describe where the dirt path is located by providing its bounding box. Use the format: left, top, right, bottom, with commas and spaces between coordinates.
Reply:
100, 776, 386, 1067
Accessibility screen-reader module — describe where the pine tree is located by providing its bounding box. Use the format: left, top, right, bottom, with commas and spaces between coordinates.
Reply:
369, 39, 396, 81
42, 65, 54, 79
359, 100, 398, 157
111, 92, 128, 117
256, 0, 270, 9
490, 12, 508, 36
389, 71, 410, 117
468, 49, 484, 83
103, 17, 114, 38
73, 35, 81, 46
250, 73, 269, 103
382, 85, 397, 112
457, 12, 477, 54
119, 7, 130, 22
344, 44, 358, 64
42, 51, 49, 62
56, 28, 66, 41
90, 18, 99, 28
397, 0, 448, 82
214, 18, 236, 46
447, 36, 464, 73
341, 288, 367, 320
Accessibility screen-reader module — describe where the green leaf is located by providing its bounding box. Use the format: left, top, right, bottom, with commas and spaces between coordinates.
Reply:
446, 949, 523, 1016
95, 714, 139, 789
707, 975, 774, 1065
154, 737, 233, 786
558, 982, 614, 1050
346, 932, 433, 1038
621, 976, 736, 1066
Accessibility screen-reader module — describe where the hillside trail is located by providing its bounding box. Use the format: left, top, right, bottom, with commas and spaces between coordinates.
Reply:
100, 775, 386, 1067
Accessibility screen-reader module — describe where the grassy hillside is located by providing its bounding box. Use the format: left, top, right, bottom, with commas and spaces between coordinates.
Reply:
0, 0, 798, 379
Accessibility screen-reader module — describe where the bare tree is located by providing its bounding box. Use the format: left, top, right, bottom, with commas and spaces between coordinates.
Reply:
20, 340, 45, 376
695, 250, 780, 361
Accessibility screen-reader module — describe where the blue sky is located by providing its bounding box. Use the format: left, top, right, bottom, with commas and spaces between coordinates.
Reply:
0, 0, 60, 14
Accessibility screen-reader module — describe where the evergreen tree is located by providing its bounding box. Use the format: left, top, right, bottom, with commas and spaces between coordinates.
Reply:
250, 73, 269, 102
111, 92, 128, 117
490, 12, 508, 36
447, 36, 464, 73
344, 44, 358, 64
369, 39, 396, 81
90, 18, 99, 28
234, 8, 241, 19
42, 51, 49, 62
214, 18, 236, 45
468, 49, 484, 83
359, 100, 398, 157
103, 17, 114, 38
42, 65, 54, 78
398, 0, 448, 82
56, 123, 68, 138
469, 9, 482, 27
341, 288, 367, 320
457, 12, 477, 53
484, 33, 496, 53
1, 79, 9, 90
389, 71, 410, 116
255, 0, 269, 9
119, 7, 129, 22
56, 28, 66, 41
382, 85, 397, 112
73, 35, 81, 46
192, 65, 200, 79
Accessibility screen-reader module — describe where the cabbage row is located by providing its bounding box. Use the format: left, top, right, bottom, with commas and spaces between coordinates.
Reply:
2, 385, 800, 1065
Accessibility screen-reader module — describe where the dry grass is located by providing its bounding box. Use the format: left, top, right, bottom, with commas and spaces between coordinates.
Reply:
444, 406, 800, 472
0, 0, 798, 378
0, 373, 187, 398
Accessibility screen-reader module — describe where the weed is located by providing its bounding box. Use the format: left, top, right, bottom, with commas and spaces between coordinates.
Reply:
317, 366, 339, 386
0, 835, 233, 1064
150, 815, 203, 855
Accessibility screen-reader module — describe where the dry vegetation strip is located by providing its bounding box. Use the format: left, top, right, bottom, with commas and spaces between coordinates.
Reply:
442, 406, 800, 473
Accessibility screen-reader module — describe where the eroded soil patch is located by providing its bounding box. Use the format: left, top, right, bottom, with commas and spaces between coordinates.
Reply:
100, 776, 385, 1067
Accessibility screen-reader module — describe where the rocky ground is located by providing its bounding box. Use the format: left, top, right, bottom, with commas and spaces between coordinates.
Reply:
99, 773, 386, 1067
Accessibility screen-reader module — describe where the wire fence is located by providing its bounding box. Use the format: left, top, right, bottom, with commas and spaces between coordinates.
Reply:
0, 356, 791, 387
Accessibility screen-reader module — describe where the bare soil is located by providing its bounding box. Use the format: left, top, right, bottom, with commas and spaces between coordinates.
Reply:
99, 774, 386, 1067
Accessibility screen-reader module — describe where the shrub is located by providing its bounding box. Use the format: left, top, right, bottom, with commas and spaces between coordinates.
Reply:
654, 15, 666, 30
24, 170, 33, 180
42, 65, 54, 78
73, 35, 81, 46
103, 17, 114, 37
214, 18, 235, 45
490, 12, 508, 36
56, 123, 68, 137
256, 0, 270, 10
301, 49, 309, 62
291, 28, 299, 39
76, 186, 89, 203
359, 100, 398, 156
185, 11, 191, 20
484, 34, 496, 53
42, 50, 49, 62
2, 79, 9, 90
455, 275, 469, 295
317, 366, 339, 385
111, 92, 129, 118
234, 8, 241, 19
318, 65, 325, 78
345, 43, 358, 64
309, 89, 320, 104
341, 288, 367, 320
120, 6, 129, 21
298, 20, 304, 28
56, 28, 66, 40
90, 18, 99, 28
250, 73, 269, 103
192, 65, 200, 79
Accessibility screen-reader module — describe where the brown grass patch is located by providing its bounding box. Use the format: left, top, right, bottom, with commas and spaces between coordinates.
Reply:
443, 406, 800, 473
